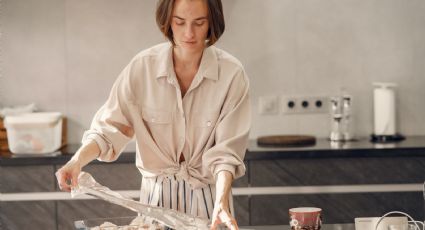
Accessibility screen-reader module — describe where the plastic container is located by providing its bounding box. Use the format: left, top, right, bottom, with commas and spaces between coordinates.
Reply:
74, 216, 170, 230
4, 112, 62, 154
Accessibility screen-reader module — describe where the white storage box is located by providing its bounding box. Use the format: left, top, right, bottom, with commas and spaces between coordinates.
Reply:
4, 112, 63, 154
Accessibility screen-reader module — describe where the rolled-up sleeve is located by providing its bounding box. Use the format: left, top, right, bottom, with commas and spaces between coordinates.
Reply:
202, 69, 251, 180
82, 60, 137, 162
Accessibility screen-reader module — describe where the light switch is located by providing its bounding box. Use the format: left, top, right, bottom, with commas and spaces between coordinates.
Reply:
258, 96, 279, 115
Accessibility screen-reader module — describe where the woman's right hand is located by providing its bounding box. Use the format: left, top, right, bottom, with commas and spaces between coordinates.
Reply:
55, 140, 101, 192
55, 160, 82, 192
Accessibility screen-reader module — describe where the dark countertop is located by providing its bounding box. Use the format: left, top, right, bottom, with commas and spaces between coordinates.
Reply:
1, 136, 425, 166
0, 144, 136, 166
247, 135, 425, 160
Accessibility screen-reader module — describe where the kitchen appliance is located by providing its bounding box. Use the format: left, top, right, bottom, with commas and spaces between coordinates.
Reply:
329, 93, 354, 142
330, 96, 344, 141
355, 216, 408, 230
371, 82, 405, 143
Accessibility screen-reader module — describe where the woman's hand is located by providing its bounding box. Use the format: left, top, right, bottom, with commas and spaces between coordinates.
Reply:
55, 140, 101, 192
55, 160, 81, 192
211, 197, 239, 230
210, 170, 239, 230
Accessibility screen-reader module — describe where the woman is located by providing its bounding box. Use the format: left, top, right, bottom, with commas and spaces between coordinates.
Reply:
55, 0, 250, 229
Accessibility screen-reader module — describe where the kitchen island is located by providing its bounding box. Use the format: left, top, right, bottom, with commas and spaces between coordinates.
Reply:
1, 136, 425, 229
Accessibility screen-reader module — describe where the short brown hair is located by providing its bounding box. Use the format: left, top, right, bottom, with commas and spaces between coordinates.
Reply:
156, 0, 225, 47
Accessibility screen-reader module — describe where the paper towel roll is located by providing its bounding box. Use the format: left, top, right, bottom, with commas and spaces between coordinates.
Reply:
373, 82, 397, 136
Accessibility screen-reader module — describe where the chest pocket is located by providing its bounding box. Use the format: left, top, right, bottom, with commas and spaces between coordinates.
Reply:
141, 108, 172, 124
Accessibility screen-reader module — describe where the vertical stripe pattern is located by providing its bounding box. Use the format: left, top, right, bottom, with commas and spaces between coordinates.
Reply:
140, 176, 234, 220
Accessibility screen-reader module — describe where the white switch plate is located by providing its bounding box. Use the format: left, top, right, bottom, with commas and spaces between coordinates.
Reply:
258, 96, 279, 115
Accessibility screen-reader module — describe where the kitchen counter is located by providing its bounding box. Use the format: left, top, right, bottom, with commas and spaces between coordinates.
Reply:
0, 144, 134, 166
2, 136, 425, 228
246, 135, 425, 160
1, 135, 425, 166
241, 224, 354, 230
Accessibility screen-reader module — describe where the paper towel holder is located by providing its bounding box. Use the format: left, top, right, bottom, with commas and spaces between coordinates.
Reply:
370, 82, 405, 143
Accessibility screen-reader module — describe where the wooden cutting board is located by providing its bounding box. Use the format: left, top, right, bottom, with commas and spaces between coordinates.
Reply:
0, 129, 7, 140
257, 135, 316, 147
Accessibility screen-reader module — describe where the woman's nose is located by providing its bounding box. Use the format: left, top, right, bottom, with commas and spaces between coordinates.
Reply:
184, 25, 195, 39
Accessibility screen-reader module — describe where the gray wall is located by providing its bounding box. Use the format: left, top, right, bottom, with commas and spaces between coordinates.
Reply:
1, 0, 424, 146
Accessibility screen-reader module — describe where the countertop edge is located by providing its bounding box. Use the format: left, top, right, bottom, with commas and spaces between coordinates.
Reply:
2, 136, 425, 166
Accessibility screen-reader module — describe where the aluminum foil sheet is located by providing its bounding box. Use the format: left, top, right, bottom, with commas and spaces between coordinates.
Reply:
71, 172, 210, 230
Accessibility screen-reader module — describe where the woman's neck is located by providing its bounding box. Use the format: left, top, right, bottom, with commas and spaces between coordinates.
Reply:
173, 46, 204, 70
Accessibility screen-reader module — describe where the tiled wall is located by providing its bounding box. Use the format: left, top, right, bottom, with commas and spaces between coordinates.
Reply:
2, 0, 425, 145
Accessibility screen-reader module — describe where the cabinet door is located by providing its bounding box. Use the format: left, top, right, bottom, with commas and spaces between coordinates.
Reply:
249, 157, 425, 224
0, 201, 56, 230
232, 161, 250, 226
0, 166, 56, 229
0, 165, 55, 192
249, 192, 423, 225
233, 195, 250, 226
54, 163, 142, 191
250, 157, 425, 186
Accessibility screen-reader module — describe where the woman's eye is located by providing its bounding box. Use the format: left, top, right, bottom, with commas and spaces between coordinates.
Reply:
174, 20, 184, 25
195, 21, 205, 26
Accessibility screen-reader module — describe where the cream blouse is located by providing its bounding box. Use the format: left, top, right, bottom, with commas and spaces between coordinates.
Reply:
82, 42, 251, 189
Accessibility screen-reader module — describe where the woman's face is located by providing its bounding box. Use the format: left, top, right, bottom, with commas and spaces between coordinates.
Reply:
171, 0, 209, 53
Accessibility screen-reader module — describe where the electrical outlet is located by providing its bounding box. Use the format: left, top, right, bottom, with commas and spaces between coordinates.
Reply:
281, 96, 330, 114
281, 97, 300, 114
258, 96, 279, 115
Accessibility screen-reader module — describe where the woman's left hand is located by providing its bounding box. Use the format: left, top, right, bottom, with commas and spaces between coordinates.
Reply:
210, 199, 239, 230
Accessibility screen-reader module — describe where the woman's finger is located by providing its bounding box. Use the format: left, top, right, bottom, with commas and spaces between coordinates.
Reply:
223, 219, 239, 230
58, 180, 70, 191
71, 171, 79, 187
218, 210, 232, 224
210, 212, 221, 230
210, 203, 221, 229
210, 221, 218, 230
55, 170, 63, 184
56, 170, 72, 191
217, 208, 238, 230
56, 172, 65, 188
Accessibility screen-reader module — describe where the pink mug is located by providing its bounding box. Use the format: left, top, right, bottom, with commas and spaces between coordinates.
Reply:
289, 207, 322, 230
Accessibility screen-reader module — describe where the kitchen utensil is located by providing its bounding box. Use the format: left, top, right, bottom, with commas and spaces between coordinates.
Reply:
371, 82, 405, 143
289, 207, 322, 230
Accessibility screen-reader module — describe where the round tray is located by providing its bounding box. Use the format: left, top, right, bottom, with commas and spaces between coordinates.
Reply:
257, 135, 316, 147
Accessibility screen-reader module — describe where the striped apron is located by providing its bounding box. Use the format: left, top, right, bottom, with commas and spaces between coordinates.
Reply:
139, 173, 235, 220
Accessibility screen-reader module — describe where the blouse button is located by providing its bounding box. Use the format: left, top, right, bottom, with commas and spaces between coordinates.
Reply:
206, 121, 212, 127
151, 118, 156, 122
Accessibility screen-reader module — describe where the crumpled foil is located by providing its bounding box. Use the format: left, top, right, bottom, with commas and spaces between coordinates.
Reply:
71, 172, 210, 230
